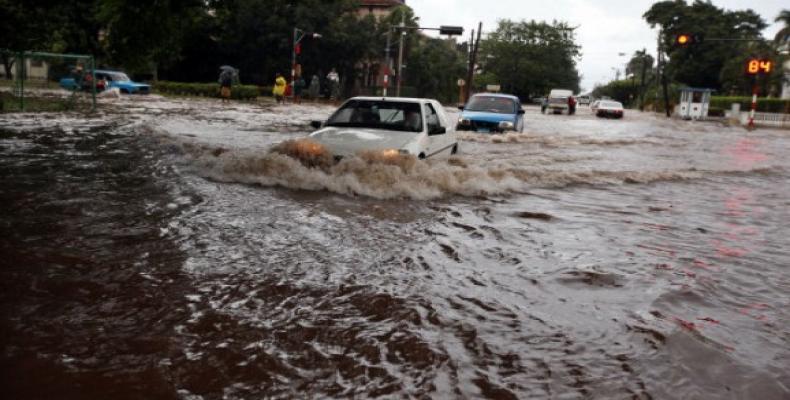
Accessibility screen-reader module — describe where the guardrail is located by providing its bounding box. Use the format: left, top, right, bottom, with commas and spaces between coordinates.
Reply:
738, 112, 790, 129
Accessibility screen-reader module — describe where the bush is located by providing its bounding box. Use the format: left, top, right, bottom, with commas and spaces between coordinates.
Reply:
707, 107, 725, 117
154, 81, 262, 100
710, 96, 790, 114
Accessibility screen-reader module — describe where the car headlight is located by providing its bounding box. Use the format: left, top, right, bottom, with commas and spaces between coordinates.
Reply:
381, 149, 409, 157
498, 121, 515, 130
458, 118, 471, 125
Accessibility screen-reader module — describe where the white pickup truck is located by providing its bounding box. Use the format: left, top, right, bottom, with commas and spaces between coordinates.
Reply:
545, 89, 574, 114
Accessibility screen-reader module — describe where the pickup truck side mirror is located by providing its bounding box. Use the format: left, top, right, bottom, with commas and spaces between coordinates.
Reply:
517, 109, 525, 115
457, 105, 465, 111
429, 126, 446, 136
310, 120, 323, 129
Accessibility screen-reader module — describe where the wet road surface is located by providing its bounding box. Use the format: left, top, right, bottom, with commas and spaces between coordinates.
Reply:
1, 96, 789, 399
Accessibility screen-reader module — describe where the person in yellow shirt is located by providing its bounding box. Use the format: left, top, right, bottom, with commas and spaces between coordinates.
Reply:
273, 73, 287, 104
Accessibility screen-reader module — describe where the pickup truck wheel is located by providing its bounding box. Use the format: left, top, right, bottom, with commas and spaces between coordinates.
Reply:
418, 153, 426, 160
120, 89, 129, 94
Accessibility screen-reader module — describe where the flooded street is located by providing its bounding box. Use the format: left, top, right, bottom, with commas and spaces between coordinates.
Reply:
1, 96, 789, 399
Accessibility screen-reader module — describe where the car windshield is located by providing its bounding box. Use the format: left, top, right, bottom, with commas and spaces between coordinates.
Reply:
602, 101, 622, 108
326, 100, 423, 132
109, 73, 131, 81
465, 96, 516, 114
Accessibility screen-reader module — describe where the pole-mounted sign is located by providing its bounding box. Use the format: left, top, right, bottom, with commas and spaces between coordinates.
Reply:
745, 58, 772, 130
746, 59, 772, 76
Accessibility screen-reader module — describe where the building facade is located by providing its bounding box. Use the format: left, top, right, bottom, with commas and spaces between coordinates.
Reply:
358, 0, 405, 19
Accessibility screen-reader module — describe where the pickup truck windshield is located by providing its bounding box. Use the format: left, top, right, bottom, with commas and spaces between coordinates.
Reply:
465, 96, 516, 114
326, 100, 423, 132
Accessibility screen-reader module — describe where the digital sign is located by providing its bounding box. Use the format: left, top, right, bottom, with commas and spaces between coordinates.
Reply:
746, 59, 772, 75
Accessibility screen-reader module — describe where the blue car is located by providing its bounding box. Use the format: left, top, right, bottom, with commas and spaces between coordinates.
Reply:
456, 93, 525, 133
59, 69, 150, 94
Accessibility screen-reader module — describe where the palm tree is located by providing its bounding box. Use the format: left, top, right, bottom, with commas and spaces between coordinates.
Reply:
776, 10, 790, 44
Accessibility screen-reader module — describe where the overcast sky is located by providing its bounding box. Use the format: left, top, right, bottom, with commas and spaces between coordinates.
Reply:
408, 0, 787, 92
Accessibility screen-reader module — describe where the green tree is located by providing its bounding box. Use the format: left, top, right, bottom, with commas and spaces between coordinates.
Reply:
97, 0, 205, 75
592, 79, 640, 106
407, 37, 466, 103
478, 19, 581, 99
0, 0, 66, 78
626, 50, 655, 84
644, 0, 767, 90
775, 10, 790, 44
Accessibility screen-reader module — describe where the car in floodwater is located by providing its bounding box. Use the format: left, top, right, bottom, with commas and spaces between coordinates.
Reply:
545, 89, 574, 114
456, 93, 525, 133
595, 100, 625, 119
60, 69, 151, 94
308, 97, 458, 160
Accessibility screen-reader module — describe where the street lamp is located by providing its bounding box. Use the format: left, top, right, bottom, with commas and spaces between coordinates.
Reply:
292, 28, 321, 98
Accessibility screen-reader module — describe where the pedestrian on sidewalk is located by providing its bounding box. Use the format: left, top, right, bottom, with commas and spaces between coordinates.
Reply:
293, 74, 306, 104
326, 68, 340, 101
308, 75, 320, 101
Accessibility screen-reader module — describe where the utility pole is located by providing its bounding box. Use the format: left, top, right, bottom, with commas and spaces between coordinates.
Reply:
384, 22, 464, 97
383, 29, 392, 97
291, 27, 298, 100
465, 22, 482, 102
658, 29, 671, 117
639, 48, 648, 111
396, 15, 406, 97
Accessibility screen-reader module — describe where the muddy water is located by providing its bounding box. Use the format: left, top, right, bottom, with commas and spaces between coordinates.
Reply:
1, 97, 789, 399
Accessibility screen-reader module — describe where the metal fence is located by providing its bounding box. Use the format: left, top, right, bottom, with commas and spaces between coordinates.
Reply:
0, 50, 96, 112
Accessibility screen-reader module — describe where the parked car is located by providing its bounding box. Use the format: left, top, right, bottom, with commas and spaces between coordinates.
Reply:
456, 93, 525, 133
59, 69, 150, 94
546, 89, 574, 114
577, 95, 591, 105
308, 97, 458, 160
595, 100, 624, 119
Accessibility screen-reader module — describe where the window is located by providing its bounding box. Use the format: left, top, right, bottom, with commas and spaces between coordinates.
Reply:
326, 100, 423, 132
425, 104, 442, 133
465, 96, 516, 114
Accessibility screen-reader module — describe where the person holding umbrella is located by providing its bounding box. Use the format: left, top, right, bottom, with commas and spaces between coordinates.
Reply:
218, 66, 236, 104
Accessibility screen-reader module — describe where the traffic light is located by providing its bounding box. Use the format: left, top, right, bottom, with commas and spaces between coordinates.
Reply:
674, 33, 703, 47
439, 26, 464, 36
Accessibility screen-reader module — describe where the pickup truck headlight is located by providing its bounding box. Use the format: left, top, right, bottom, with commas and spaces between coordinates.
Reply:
498, 121, 515, 130
458, 118, 471, 125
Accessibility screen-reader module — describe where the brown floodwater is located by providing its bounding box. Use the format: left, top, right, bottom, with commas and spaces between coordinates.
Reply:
1, 97, 789, 399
